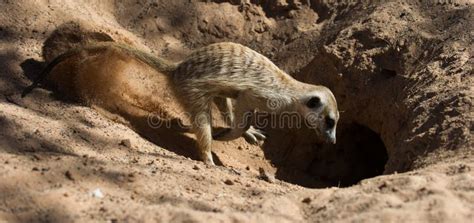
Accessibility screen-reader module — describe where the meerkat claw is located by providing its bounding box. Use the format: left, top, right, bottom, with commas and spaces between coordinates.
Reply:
243, 126, 266, 145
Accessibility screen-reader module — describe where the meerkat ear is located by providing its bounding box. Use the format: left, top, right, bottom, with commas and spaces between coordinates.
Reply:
306, 96, 321, 109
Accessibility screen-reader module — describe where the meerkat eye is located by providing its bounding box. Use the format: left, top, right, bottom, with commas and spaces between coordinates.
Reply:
306, 97, 321, 109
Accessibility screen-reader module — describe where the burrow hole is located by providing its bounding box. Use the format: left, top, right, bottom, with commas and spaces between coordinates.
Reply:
308, 123, 388, 187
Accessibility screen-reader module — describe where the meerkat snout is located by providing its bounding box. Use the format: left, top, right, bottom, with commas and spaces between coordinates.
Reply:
324, 114, 337, 144
298, 87, 339, 144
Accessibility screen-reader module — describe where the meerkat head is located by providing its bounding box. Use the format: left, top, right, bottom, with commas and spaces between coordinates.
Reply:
296, 86, 339, 144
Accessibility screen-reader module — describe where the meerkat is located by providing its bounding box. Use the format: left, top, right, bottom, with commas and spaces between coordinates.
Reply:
23, 41, 339, 166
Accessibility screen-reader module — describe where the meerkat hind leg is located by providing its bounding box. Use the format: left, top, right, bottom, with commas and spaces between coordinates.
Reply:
192, 105, 215, 165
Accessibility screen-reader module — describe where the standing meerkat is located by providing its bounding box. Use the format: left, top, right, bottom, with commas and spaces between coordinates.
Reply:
23, 41, 339, 165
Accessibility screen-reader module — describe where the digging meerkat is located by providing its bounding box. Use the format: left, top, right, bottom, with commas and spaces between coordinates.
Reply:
23, 41, 339, 165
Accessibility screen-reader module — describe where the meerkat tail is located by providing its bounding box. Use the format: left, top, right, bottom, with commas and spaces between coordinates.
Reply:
21, 49, 81, 98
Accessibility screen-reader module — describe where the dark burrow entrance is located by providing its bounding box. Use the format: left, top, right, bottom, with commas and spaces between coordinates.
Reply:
266, 121, 389, 188
308, 123, 388, 187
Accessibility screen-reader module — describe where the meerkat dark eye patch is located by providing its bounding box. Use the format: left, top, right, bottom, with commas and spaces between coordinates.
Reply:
306, 96, 321, 109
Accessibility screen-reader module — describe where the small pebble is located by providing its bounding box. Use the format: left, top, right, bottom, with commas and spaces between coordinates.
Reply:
258, 167, 275, 183
224, 179, 234, 185
65, 170, 75, 181
302, 197, 312, 204
127, 173, 136, 182
91, 188, 104, 198
119, 139, 131, 148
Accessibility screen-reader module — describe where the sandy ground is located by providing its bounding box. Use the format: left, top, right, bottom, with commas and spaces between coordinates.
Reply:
0, 0, 473, 222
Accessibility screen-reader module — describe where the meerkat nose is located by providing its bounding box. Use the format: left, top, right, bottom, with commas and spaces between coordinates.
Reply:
327, 129, 336, 144
325, 117, 336, 129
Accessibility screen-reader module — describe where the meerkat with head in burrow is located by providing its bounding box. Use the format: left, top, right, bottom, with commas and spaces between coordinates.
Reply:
23, 41, 339, 165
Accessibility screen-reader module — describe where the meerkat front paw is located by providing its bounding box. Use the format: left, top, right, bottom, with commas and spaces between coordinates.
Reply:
243, 126, 266, 145
201, 152, 215, 166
